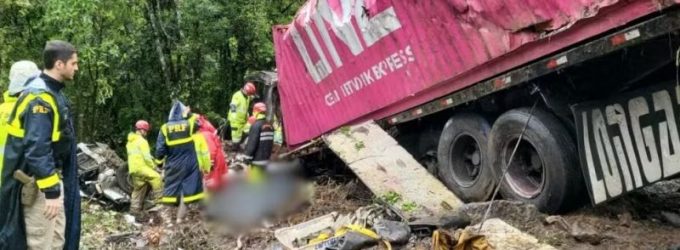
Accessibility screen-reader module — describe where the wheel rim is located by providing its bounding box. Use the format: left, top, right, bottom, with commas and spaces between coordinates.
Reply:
448, 133, 483, 187
503, 138, 545, 199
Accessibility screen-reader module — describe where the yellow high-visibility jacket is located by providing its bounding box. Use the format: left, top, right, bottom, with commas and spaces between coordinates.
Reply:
126, 132, 155, 175
227, 90, 251, 139
0, 91, 18, 126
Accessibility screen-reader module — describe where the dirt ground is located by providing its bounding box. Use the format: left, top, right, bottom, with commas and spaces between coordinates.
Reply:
462, 179, 680, 250
83, 177, 375, 249
82, 176, 680, 250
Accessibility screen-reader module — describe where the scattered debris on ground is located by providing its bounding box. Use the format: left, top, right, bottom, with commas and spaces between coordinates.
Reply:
79, 141, 680, 250
81, 202, 136, 248
81, 176, 680, 249
78, 143, 132, 209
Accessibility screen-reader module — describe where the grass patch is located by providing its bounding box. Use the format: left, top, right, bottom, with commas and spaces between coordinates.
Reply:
354, 141, 365, 151
339, 126, 351, 137
401, 201, 418, 212
81, 202, 135, 248
378, 191, 402, 205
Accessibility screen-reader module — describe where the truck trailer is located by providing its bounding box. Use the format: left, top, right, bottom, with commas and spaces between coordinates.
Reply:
271, 0, 680, 213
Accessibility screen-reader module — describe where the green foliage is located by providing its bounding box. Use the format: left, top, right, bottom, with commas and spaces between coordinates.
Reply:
0, 0, 304, 151
340, 126, 352, 137
354, 141, 365, 151
401, 201, 418, 212
377, 191, 418, 213
379, 191, 402, 205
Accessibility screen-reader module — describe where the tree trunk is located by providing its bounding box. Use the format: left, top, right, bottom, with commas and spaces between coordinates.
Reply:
145, 1, 172, 88
174, 0, 184, 41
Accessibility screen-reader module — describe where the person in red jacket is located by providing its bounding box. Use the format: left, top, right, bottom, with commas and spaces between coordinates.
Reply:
196, 114, 228, 192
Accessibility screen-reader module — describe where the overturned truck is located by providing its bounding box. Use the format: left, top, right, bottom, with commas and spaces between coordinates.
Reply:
269, 0, 680, 213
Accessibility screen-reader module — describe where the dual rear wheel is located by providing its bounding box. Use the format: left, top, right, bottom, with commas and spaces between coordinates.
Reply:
436, 108, 585, 213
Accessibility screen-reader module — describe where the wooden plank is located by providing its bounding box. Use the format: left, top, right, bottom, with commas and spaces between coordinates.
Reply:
323, 121, 463, 221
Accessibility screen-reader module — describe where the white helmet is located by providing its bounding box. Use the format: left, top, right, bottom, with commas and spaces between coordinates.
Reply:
8, 60, 40, 95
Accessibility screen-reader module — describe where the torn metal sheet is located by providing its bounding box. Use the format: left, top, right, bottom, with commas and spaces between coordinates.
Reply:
274, 212, 339, 249
323, 121, 463, 221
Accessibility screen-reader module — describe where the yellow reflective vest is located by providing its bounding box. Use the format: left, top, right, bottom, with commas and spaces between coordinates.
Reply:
158, 115, 211, 173
227, 90, 251, 136
0, 91, 18, 126
126, 132, 155, 175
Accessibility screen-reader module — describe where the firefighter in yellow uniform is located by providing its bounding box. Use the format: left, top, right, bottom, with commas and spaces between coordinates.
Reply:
227, 82, 256, 147
0, 61, 39, 125
126, 120, 162, 215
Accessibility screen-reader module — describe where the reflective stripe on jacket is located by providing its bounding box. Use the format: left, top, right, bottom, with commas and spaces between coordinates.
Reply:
0, 73, 80, 250
155, 114, 209, 203
244, 113, 274, 166
0, 91, 18, 126
227, 90, 251, 134
126, 132, 155, 175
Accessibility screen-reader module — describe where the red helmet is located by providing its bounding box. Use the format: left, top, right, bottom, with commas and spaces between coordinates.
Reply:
243, 82, 257, 96
253, 102, 267, 114
135, 120, 150, 131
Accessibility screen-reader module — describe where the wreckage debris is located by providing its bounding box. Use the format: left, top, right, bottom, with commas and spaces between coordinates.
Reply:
79, 139, 680, 249
275, 205, 405, 249
78, 143, 133, 209
373, 220, 410, 244
275, 202, 549, 250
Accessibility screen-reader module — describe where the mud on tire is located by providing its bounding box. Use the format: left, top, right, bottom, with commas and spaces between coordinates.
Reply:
437, 113, 495, 201
489, 108, 585, 214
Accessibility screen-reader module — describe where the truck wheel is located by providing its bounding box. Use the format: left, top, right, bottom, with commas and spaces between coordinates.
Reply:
418, 128, 441, 176
116, 166, 133, 194
437, 113, 495, 201
489, 108, 584, 214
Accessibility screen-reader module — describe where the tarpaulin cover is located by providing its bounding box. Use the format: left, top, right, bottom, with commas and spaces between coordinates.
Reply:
273, 0, 676, 145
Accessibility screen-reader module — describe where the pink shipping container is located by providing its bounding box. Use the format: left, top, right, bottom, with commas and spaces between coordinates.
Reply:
273, 0, 679, 146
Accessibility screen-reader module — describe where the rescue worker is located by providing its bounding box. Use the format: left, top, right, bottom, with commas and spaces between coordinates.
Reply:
0, 61, 40, 124
242, 115, 257, 140
243, 103, 274, 182
196, 114, 228, 192
271, 114, 284, 157
155, 101, 211, 224
272, 115, 283, 146
227, 81, 256, 148
0, 40, 81, 249
126, 120, 162, 216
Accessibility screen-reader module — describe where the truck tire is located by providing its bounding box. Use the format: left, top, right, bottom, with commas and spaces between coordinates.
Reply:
437, 113, 495, 202
418, 128, 441, 175
489, 108, 584, 214
116, 166, 133, 194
